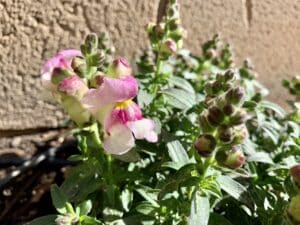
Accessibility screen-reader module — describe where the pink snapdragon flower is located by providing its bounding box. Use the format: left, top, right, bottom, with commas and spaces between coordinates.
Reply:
103, 99, 158, 155
82, 57, 158, 155
41, 49, 81, 90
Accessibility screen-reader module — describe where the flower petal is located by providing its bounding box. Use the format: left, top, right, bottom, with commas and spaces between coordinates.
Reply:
42, 49, 81, 74
81, 75, 138, 111
103, 124, 135, 155
127, 119, 158, 142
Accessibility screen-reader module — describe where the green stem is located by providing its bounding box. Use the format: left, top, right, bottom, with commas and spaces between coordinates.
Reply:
152, 52, 162, 95
107, 154, 114, 185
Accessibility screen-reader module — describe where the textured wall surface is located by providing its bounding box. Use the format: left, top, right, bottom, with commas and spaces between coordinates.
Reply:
0, 0, 299, 131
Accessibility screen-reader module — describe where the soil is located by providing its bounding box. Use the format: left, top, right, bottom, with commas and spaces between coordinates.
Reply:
0, 129, 78, 225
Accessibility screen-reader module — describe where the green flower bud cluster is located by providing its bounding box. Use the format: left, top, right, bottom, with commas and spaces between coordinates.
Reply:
202, 34, 233, 69
136, 48, 156, 73
194, 69, 249, 169
283, 76, 300, 98
79, 32, 114, 76
147, 0, 186, 59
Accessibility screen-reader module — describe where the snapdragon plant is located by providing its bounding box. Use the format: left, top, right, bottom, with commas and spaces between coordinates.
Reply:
29, 1, 299, 225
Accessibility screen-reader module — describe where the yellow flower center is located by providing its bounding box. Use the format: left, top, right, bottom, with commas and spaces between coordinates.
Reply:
115, 99, 132, 109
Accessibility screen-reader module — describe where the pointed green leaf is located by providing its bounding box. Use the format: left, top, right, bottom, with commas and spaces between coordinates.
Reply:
50, 184, 68, 214
189, 192, 210, 225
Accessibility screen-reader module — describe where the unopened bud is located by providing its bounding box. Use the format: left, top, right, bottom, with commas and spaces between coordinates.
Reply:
204, 82, 214, 96
230, 109, 248, 125
290, 164, 300, 184
223, 104, 235, 116
85, 33, 98, 54
161, 39, 177, 55
155, 23, 165, 36
55, 213, 78, 225
147, 22, 156, 34
232, 125, 249, 144
224, 69, 235, 82
194, 134, 217, 157
58, 75, 88, 99
168, 19, 181, 31
212, 81, 222, 94
51, 68, 72, 85
207, 106, 224, 126
90, 72, 105, 88
108, 57, 132, 78
287, 195, 300, 223
226, 87, 246, 105
216, 147, 245, 169
198, 114, 215, 133
218, 125, 233, 143
71, 57, 86, 77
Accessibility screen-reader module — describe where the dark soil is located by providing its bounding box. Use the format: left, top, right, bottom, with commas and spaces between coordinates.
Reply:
0, 129, 78, 225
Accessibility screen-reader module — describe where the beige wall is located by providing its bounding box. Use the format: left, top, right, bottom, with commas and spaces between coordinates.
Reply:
1, 0, 299, 132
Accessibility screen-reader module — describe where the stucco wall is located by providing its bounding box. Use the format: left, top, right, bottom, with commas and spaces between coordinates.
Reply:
1, 0, 299, 131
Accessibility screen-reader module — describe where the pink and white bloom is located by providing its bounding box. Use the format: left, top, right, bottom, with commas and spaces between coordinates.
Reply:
103, 100, 158, 155
82, 57, 158, 155
41, 49, 81, 90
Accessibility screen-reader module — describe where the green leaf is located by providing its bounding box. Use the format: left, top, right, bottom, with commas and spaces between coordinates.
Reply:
189, 192, 210, 225
50, 184, 68, 214
26, 215, 58, 225
121, 188, 133, 212
81, 215, 103, 225
217, 175, 247, 201
77, 200, 92, 216
113, 149, 140, 162
167, 140, 190, 166
138, 89, 154, 108
135, 186, 159, 207
163, 88, 196, 110
170, 76, 195, 94
113, 215, 155, 225
135, 202, 156, 215
247, 152, 274, 164
260, 101, 286, 117
209, 213, 233, 225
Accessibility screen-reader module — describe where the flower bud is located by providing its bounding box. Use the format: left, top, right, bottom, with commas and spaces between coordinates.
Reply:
51, 68, 72, 85
229, 109, 248, 125
108, 57, 132, 78
218, 125, 233, 143
58, 75, 89, 100
198, 114, 215, 133
232, 125, 249, 144
216, 147, 246, 169
223, 104, 235, 116
168, 19, 181, 31
155, 23, 166, 37
204, 82, 214, 96
290, 164, 300, 184
224, 69, 235, 82
204, 49, 217, 59
161, 39, 177, 55
207, 106, 224, 126
226, 87, 246, 105
84, 33, 98, 54
71, 57, 86, 77
287, 195, 300, 223
194, 134, 217, 157
211, 81, 222, 94
216, 73, 224, 83
55, 213, 78, 225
